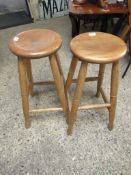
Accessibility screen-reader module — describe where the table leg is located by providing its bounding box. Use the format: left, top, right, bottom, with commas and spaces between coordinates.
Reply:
113, 14, 127, 35
69, 14, 80, 37
101, 15, 108, 32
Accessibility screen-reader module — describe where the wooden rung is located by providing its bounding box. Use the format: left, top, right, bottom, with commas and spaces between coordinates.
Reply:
85, 77, 98, 82
33, 77, 98, 86
72, 77, 98, 83
33, 80, 55, 85
100, 87, 109, 103
78, 103, 111, 110
30, 107, 63, 113
119, 24, 131, 39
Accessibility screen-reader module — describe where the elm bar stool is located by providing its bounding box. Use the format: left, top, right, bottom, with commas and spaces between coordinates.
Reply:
9, 29, 69, 128
66, 32, 127, 135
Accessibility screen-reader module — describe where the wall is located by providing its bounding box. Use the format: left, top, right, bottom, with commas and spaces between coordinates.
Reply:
26, 0, 69, 20
0, 0, 26, 13
39, 0, 69, 19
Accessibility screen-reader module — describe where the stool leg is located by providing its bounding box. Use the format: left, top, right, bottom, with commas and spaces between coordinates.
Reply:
18, 58, 30, 128
108, 61, 119, 130
96, 64, 106, 97
67, 62, 88, 135
55, 53, 64, 76
55, 53, 70, 122
65, 56, 78, 90
26, 59, 34, 96
49, 54, 69, 121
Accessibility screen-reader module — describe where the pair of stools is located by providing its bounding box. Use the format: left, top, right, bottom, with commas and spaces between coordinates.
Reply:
9, 29, 127, 135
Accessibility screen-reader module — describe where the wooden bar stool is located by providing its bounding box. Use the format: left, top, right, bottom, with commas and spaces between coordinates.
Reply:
9, 29, 69, 128
66, 32, 127, 135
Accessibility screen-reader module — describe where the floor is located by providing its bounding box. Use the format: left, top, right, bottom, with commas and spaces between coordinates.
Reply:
0, 16, 131, 175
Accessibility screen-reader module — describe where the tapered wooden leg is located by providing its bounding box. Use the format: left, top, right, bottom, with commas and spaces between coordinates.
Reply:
55, 52, 70, 123
67, 62, 88, 135
96, 64, 106, 97
108, 61, 119, 130
18, 57, 30, 128
55, 53, 63, 76
26, 59, 34, 96
65, 56, 78, 90
49, 54, 69, 121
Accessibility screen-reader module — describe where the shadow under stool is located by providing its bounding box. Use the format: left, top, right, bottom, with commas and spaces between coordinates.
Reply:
65, 32, 127, 135
9, 29, 69, 128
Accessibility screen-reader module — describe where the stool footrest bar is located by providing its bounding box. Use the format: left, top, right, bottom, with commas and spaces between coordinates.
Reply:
78, 103, 111, 110
30, 107, 63, 113
33, 80, 55, 85
72, 77, 98, 83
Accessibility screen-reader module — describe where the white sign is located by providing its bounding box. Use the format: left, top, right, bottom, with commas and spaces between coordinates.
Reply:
39, 0, 69, 19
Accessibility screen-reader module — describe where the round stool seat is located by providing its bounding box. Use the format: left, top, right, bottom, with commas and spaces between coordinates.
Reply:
70, 32, 127, 63
9, 29, 62, 58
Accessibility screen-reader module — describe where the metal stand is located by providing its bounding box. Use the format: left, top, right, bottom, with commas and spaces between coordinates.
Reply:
122, 58, 131, 78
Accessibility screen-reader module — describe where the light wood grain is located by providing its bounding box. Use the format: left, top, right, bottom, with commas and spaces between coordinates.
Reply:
18, 57, 30, 128
9, 29, 62, 58
26, 59, 34, 96
9, 29, 68, 128
108, 61, 119, 130
70, 32, 127, 63
49, 54, 69, 121
65, 56, 78, 90
30, 107, 63, 113
67, 62, 88, 135
96, 64, 105, 97
78, 103, 111, 110
67, 32, 127, 135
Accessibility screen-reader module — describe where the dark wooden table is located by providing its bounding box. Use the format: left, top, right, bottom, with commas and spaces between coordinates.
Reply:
69, 0, 128, 37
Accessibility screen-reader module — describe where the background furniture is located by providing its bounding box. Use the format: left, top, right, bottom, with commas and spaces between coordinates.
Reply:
69, 0, 128, 37
119, 0, 131, 77
0, 0, 32, 29
66, 32, 127, 135
9, 29, 69, 128
120, 24, 131, 77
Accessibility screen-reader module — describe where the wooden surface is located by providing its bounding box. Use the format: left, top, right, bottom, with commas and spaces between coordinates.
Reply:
9, 29, 62, 58
69, 1, 128, 15
67, 61, 88, 135
70, 32, 127, 63
49, 54, 69, 122
18, 57, 30, 128
108, 61, 119, 130
96, 64, 105, 97
66, 30, 127, 135
9, 29, 69, 128
17, 53, 69, 128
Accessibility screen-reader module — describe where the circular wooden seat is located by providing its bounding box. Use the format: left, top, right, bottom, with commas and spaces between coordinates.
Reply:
70, 32, 127, 63
9, 29, 62, 58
